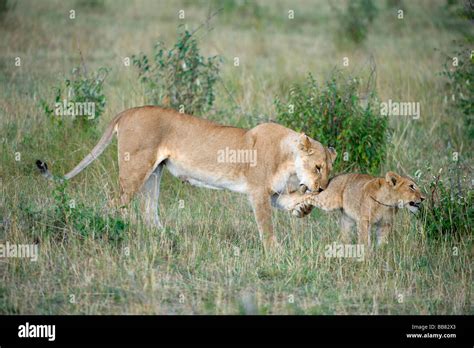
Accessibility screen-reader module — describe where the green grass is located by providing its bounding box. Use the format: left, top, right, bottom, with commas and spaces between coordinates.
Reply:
0, 0, 472, 314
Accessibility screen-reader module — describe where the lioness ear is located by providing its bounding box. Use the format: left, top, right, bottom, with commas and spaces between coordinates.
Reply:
298, 133, 314, 155
328, 147, 337, 163
385, 171, 400, 187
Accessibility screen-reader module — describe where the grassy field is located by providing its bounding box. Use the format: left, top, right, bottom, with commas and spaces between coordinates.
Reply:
0, 0, 472, 314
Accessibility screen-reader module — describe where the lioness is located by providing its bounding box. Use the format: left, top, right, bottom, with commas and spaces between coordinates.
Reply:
36, 106, 336, 249
292, 172, 425, 246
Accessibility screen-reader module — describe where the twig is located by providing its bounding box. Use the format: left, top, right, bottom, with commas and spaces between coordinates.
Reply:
218, 77, 244, 115
190, 8, 223, 38
431, 172, 442, 205
78, 48, 88, 78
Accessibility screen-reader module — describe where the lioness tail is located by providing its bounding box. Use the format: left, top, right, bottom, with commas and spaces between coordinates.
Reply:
36, 113, 123, 181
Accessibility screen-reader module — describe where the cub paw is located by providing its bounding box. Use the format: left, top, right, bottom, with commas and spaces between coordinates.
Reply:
291, 202, 313, 218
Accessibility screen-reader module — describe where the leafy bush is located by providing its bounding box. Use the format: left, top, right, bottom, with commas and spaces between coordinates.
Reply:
75, 0, 105, 9
445, 0, 474, 21
132, 29, 221, 116
386, 0, 405, 9
275, 72, 389, 174
339, 0, 378, 43
441, 45, 473, 140
420, 163, 473, 239
46, 182, 128, 243
0, 0, 14, 20
40, 66, 109, 129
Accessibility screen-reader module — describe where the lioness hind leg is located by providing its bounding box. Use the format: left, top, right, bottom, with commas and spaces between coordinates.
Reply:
117, 146, 164, 222
140, 164, 164, 228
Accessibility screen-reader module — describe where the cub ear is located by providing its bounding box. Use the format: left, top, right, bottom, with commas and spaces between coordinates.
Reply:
298, 133, 314, 155
327, 147, 337, 163
385, 171, 401, 187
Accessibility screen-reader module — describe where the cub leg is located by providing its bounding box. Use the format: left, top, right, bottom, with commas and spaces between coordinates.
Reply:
139, 164, 164, 228
376, 222, 392, 246
292, 189, 342, 216
249, 190, 277, 249
340, 214, 355, 243
357, 219, 372, 246
272, 191, 313, 217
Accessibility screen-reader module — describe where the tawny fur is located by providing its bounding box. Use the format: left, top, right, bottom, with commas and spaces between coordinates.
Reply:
37, 106, 337, 249
292, 172, 425, 246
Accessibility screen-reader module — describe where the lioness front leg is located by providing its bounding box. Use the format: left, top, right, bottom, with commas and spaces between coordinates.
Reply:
249, 191, 277, 249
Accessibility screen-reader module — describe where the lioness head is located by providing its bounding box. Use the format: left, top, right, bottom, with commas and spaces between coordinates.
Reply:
385, 171, 426, 213
295, 133, 337, 192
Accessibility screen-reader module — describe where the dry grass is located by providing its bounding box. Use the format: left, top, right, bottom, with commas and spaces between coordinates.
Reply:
0, 0, 472, 314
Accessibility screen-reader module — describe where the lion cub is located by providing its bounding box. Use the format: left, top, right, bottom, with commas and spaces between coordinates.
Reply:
292, 172, 425, 246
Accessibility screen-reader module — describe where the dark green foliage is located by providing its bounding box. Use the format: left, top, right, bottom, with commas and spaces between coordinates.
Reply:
340, 0, 378, 43
386, 0, 405, 9
132, 29, 221, 116
0, 0, 14, 20
40, 66, 109, 129
275, 73, 389, 175
441, 45, 474, 140
420, 162, 473, 239
75, 0, 105, 9
44, 182, 128, 243
445, 0, 474, 21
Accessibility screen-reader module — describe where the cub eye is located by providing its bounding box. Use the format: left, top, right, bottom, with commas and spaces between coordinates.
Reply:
409, 184, 416, 191
315, 165, 321, 173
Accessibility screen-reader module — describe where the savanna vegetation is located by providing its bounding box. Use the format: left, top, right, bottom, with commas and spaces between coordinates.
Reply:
0, 0, 472, 314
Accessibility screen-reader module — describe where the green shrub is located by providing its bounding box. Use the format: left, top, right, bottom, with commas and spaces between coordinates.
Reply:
445, 0, 474, 21
386, 0, 405, 9
41, 182, 128, 243
441, 45, 473, 140
0, 0, 14, 20
40, 66, 109, 129
275, 72, 389, 175
75, 0, 105, 9
419, 163, 473, 239
339, 0, 378, 43
132, 29, 221, 116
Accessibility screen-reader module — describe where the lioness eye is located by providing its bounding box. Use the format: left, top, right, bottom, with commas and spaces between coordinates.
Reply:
409, 184, 415, 191
315, 165, 321, 173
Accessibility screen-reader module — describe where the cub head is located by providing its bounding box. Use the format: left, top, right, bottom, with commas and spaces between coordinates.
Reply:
295, 133, 337, 193
385, 171, 426, 213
